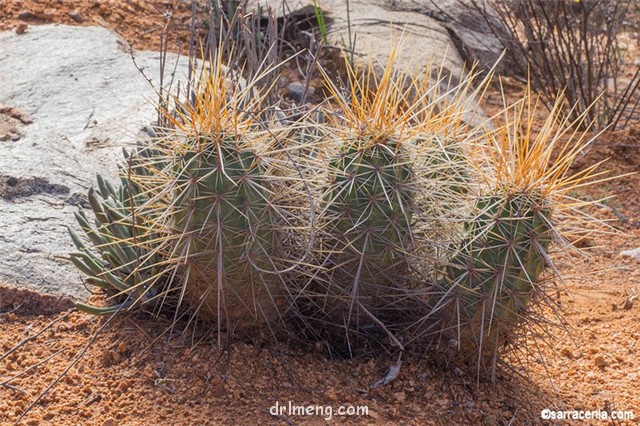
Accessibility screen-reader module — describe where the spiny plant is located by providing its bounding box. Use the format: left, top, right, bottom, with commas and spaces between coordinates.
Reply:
430, 84, 611, 380
293, 49, 491, 353
68, 154, 164, 315
291, 52, 423, 351
70, 52, 308, 338
409, 60, 498, 235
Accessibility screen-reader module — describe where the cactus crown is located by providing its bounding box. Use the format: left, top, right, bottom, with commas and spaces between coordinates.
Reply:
486, 84, 608, 197
159, 54, 270, 140
321, 49, 430, 148
478, 83, 615, 246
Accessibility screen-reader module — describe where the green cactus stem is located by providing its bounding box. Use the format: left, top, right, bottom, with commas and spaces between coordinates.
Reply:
169, 136, 282, 327
437, 190, 552, 362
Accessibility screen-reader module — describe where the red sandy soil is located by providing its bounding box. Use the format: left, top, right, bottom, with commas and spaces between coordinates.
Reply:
0, 1, 194, 51
1, 2, 640, 425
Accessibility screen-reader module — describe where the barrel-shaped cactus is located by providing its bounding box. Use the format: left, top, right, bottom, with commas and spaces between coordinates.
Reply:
69, 55, 301, 334
431, 87, 608, 376
166, 135, 282, 327
323, 140, 414, 304
437, 192, 552, 361
303, 52, 436, 349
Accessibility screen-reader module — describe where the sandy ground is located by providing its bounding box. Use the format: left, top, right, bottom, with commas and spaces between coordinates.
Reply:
1, 1, 640, 425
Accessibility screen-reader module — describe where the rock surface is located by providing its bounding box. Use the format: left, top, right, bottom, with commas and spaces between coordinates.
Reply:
620, 247, 640, 261
286, 81, 315, 102
249, 0, 505, 77
0, 24, 188, 304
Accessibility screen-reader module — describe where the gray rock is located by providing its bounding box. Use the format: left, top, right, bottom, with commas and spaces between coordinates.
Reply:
68, 11, 86, 24
0, 24, 189, 305
249, 0, 505, 77
287, 81, 315, 102
250, 0, 498, 130
384, 0, 508, 73
620, 247, 640, 261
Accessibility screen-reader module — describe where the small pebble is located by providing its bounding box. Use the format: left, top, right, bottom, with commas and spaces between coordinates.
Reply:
210, 374, 223, 387
18, 11, 35, 20
15, 23, 28, 34
594, 355, 608, 368
620, 247, 640, 260
560, 347, 574, 359
69, 10, 85, 23
287, 81, 315, 102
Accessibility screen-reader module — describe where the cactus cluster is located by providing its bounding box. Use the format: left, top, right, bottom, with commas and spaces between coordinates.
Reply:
71, 56, 309, 336
69, 48, 608, 377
